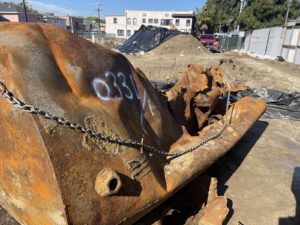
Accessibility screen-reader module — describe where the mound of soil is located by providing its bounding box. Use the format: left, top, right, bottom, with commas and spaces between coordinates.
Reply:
150, 34, 211, 56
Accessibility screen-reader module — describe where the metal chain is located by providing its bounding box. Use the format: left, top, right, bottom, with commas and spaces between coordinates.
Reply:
0, 80, 229, 157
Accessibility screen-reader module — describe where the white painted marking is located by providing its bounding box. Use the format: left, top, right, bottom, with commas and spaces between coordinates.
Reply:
92, 78, 111, 101
140, 89, 147, 133
105, 71, 123, 99
129, 74, 140, 99
117, 72, 134, 100
148, 99, 155, 116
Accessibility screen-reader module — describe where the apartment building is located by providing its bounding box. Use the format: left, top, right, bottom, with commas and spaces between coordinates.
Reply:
106, 10, 194, 38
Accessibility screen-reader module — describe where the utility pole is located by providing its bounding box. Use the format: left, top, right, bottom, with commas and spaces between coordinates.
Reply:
285, 0, 292, 26
70, 14, 74, 33
22, 0, 28, 22
125, 11, 128, 39
96, 3, 102, 32
237, 0, 245, 32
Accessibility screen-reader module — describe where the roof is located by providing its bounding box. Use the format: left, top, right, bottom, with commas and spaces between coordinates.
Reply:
0, 4, 24, 13
43, 15, 66, 20
172, 13, 194, 18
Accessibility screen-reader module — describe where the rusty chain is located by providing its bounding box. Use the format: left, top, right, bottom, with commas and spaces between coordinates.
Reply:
0, 80, 229, 157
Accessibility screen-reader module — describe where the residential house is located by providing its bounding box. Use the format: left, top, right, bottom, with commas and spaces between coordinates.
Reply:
0, 4, 43, 22
106, 10, 195, 38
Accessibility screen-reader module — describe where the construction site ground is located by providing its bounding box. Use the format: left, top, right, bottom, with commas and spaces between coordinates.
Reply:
1, 34, 300, 225
126, 48, 300, 225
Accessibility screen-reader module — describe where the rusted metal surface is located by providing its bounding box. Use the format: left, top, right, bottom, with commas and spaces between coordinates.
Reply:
199, 178, 228, 225
0, 23, 266, 225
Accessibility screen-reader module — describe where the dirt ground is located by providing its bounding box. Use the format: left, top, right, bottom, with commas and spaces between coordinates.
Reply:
1, 36, 300, 225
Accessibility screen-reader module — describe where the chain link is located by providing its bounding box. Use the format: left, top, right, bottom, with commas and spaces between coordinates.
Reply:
0, 80, 228, 157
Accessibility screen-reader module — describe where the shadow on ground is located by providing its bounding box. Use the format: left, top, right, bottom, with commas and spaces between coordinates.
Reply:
135, 120, 268, 225
278, 166, 300, 225
207, 120, 268, 224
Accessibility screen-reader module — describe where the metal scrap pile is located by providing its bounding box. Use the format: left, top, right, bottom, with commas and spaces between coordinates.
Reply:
0, 23, 265, 225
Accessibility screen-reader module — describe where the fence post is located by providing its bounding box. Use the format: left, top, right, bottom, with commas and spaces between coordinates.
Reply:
264, 28, 271, 56
226, 36, 229, 51
92, 34, 95, 43
247, 31, 252, 52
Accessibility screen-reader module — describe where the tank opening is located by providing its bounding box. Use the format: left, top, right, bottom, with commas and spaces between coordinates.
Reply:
109, 178, 118, 191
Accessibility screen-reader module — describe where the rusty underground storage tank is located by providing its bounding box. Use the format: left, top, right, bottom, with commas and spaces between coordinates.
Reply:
0, 23, 266, 225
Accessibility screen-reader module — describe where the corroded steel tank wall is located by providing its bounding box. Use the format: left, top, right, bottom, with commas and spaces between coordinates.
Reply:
0, 23, 266, 225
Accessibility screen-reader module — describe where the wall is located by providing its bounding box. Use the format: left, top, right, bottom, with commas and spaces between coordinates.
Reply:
44, 16, 66, 29
106, 16, 126, 38
243, 23, 300, 65
105, 10, 194, 39
1, 14, 19, 22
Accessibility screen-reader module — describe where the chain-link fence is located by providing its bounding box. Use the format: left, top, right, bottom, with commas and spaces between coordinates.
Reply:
217, 36, 246, 52
77, 31, 116, 39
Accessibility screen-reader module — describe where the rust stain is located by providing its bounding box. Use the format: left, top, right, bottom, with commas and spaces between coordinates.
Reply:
0, 23, 266, 225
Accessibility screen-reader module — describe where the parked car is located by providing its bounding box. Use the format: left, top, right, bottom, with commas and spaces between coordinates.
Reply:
198, 34, 219, 52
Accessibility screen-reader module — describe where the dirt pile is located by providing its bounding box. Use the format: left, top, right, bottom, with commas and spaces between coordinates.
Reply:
150, 34, 211, 56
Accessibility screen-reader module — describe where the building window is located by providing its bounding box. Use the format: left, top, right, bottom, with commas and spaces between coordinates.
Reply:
186, 19, 191, 27
154, 18, 158, 24
142, 13, 146, 17
127, 30, 131, 36
113, 17, 117, 24
127, 18, 131, 25
148, 18, 153, 23
161, 19, 172, 26
142, 18, 146, 23
175, 19, 180, 26
117, 29, 124, 36
133, 18, 137, 25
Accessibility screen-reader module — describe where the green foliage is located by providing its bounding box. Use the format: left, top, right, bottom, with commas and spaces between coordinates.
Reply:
196, 0, 240, 33
238, 0, 300, 30
196, 0, 300, 32
86, 16, 105, 23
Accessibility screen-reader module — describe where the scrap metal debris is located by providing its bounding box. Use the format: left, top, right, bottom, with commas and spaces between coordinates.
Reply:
0, 23, 266, 225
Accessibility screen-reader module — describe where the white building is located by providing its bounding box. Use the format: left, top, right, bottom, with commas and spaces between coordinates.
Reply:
106, 10, 194, 38
43, 15, 66, 29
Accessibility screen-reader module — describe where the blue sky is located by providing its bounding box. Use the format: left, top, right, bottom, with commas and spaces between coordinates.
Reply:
1, 0, 206, 17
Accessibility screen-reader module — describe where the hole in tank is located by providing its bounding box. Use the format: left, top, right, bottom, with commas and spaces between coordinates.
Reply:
109, 178, 118, 191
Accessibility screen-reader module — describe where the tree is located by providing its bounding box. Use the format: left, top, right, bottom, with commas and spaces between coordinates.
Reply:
195, 0, 240, 34
86, 16, 105, 23
196, 0, 300, 32
238, 0, 300, 30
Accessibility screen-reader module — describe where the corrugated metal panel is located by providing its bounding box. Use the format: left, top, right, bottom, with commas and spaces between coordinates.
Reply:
282, 47, 289, 60
284, 28, 293, 45
291, 28, 300, 46
248, 28, 270, 55
265, 26, 283, 57
294, 48, 300, 65
287, 49, 296, 63
244, 33, 250, 51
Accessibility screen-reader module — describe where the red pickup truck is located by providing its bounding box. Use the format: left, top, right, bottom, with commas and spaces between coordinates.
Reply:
198, 34, 219, 52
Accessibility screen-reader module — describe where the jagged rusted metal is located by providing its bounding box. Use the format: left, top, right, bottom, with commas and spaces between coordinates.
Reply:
0, 23, 266, 225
